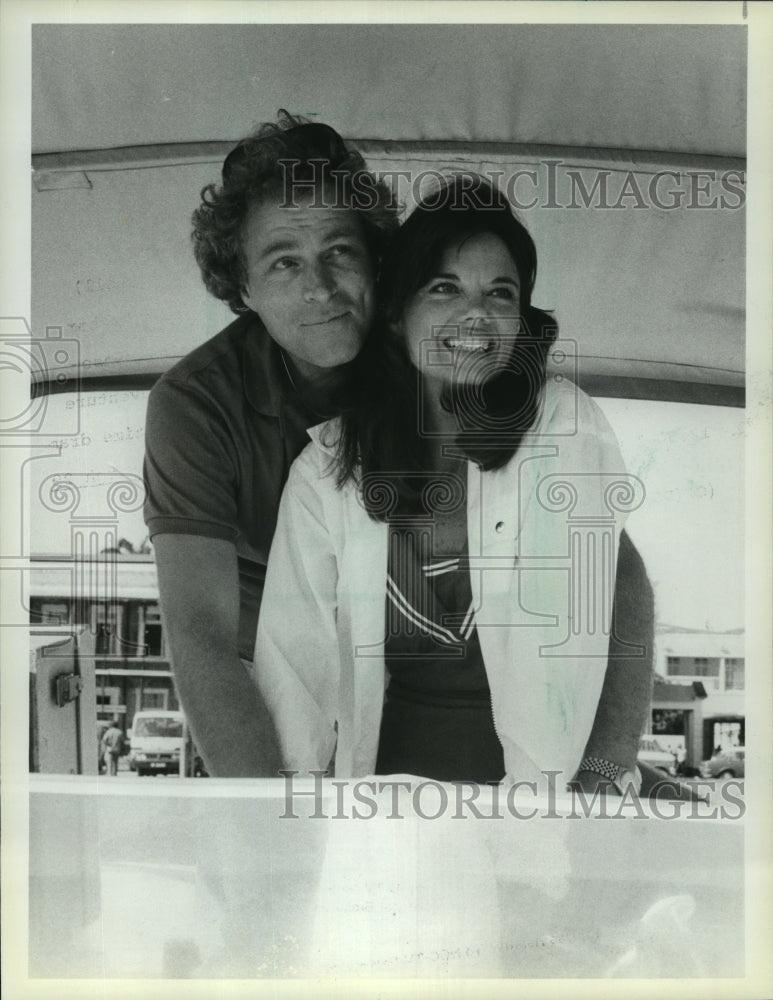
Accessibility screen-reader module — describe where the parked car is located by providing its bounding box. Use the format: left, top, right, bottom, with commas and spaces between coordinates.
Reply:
128, 710, 184, 776
701, 747, 745, 779
637, 736, 677, 775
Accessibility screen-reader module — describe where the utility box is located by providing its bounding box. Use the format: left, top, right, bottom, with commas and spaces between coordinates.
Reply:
30, 630, 98, 775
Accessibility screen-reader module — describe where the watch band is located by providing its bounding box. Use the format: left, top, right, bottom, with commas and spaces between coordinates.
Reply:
577, 756, 642, 794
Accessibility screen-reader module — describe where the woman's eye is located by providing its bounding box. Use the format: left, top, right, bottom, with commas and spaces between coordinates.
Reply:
490, 286, 516, 299
427, 281, 458, 294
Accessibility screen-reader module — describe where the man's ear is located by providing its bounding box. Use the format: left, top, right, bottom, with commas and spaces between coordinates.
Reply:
240, 284, 253, 312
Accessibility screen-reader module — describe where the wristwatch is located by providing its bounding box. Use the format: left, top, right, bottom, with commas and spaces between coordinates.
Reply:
577, 756, 642, 795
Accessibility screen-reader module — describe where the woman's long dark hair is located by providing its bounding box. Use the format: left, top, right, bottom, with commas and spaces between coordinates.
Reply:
335, 175, 558, 520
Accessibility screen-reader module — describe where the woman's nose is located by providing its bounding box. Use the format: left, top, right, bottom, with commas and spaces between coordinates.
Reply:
462, 294, 494, 328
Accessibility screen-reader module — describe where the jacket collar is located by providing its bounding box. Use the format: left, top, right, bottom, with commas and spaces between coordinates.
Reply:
306, 416, 342, 453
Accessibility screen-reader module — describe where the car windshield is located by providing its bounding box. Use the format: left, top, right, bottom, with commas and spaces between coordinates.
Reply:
133, 718, 183, 738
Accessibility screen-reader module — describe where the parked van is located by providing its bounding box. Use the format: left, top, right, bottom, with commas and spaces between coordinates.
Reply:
128, 710, 185, 777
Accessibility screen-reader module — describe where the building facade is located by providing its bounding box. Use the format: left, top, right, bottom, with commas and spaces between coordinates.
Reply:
30, 554, 179, 735
652, 627, 745, 762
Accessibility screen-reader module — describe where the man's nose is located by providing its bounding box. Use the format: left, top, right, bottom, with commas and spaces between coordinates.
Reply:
302, 261, 337, 303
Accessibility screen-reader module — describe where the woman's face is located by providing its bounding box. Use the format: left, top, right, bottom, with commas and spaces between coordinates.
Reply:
397, 232, 521, 387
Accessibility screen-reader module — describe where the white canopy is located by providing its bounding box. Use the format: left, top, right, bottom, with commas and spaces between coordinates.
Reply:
32, 23, 745, 155
30, 22, 746, 401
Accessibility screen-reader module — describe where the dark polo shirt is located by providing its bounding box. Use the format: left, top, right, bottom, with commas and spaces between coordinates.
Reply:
143, 313, 317, 660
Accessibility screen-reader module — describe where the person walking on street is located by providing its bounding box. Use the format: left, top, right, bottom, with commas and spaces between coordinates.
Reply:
101, 721, 125, 776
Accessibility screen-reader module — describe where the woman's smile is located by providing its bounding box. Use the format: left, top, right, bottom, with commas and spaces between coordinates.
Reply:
440, 335, 497, 353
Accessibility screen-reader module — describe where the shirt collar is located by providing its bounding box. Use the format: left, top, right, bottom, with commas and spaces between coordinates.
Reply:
241, 313, 291, 418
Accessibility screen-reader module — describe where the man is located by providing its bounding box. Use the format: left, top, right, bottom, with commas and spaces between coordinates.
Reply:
145, 113, 655, 789
101, 720, 125, 777
143, 114, 397, 776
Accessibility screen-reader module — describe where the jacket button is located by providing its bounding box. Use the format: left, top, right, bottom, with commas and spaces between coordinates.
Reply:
495, 521, 505, 533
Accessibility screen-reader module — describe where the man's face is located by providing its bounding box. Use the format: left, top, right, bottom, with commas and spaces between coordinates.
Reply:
240, 195, 374, 378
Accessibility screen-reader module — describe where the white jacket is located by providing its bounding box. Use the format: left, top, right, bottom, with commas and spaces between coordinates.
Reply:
253, 376, 638, 787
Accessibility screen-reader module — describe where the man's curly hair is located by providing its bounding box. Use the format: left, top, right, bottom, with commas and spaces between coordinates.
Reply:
192, 111, 398, 313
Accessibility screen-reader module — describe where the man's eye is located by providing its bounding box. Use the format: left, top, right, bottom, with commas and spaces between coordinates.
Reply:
328, 244, 355, 258
271, 257, 297, 271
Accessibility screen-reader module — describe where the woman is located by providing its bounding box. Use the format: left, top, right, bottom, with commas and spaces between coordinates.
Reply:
253, 175, 638, 789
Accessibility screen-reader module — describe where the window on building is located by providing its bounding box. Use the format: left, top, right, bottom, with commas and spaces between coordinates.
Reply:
92, 603, 122, 656
95, 685, 125, 721
666, 656, 720, 678
651, 708, 686, 735
712, 720, 743, 751
122, 603, 143, 657
725, 657, 745, 691
140, 687, 169, 710
30, 600, 70, 626
143, 604, 164, 657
